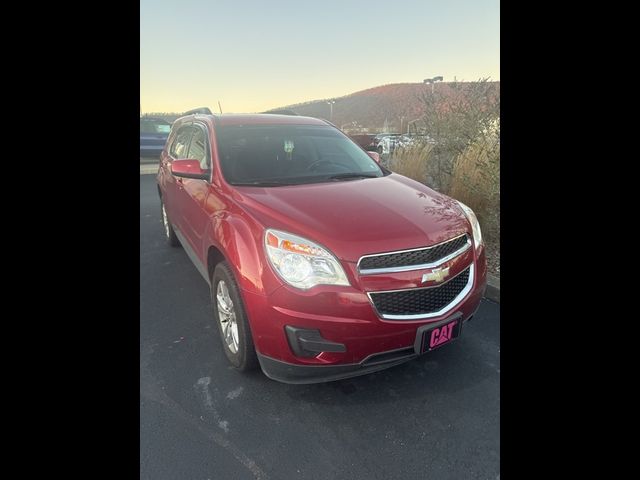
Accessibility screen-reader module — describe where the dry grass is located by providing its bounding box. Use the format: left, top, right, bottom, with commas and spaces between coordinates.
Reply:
387, 143, 434, 184
450, 136, 499, 216
449, 135, 500, 271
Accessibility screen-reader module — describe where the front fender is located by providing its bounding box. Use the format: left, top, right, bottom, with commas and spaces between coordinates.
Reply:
204, 213, 281, 297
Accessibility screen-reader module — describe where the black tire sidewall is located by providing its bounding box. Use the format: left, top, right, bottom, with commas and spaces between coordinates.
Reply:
211, 262, 258, 371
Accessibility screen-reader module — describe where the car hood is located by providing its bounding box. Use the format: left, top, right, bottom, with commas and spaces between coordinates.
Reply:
233, 173, 470, 263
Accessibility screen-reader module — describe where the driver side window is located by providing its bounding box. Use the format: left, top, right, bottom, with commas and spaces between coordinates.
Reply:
170, 126, 192, 159
187, 125, 211, 171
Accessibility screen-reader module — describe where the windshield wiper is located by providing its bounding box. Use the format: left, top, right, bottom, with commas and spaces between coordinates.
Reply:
232, 180, 294, 187
233, 173, 379, 186
328, 173, 379, 181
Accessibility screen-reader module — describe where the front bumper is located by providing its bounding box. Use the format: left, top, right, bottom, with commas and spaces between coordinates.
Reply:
257, 312, 478, 384
257, 350, 417, 384
242, 248, 487, 383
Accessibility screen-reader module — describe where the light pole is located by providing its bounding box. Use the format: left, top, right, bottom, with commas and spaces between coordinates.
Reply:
326, 100, 335, 121
423, 75, 443, 94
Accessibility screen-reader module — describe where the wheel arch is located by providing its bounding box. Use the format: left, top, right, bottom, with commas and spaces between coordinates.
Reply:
207, 245, 227, 282
204, 214, 270, 295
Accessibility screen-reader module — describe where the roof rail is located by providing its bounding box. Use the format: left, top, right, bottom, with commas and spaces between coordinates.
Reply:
183, 107, 213, 115
262, 109, 298, 116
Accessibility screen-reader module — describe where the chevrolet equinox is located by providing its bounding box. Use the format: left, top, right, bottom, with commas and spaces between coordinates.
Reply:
156, 113, 487, 384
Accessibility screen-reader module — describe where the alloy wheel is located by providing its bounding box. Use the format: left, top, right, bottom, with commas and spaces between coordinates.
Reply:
216, 280, 239, 354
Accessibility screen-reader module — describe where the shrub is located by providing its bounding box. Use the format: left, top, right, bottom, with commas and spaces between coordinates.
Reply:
449, 133, 500, 246
414, 78, 500, 192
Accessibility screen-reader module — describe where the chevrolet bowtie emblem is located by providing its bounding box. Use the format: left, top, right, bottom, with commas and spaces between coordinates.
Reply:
422, 266, 450, 283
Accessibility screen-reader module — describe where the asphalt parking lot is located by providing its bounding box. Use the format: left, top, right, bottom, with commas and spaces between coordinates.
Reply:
140, 173, 500, 480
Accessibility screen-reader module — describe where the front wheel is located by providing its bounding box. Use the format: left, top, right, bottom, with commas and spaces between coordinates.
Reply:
211, 262, 258, 372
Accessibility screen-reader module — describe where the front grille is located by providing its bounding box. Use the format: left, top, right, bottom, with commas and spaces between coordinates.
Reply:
370, 267, 471, 318
359, 234, 469, 272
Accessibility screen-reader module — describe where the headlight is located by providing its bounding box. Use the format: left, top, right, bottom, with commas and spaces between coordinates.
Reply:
457, 201, 483, 250
264, 229, 350, 290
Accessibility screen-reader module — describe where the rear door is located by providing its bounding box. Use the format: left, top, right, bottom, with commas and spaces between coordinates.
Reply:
177, 122, 212, 259
159, 124, 194, 233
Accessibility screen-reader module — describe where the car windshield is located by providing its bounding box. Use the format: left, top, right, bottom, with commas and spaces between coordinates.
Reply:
216, 125, 387, 186
140, 119, 171, 134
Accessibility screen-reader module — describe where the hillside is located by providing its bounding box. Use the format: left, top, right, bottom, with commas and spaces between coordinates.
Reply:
143, 81, 500, 133
268, 81, 499, 133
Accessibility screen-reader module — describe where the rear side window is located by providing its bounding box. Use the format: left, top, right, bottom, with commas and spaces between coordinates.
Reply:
169, 126, 192, 159
187, 125, 210, 170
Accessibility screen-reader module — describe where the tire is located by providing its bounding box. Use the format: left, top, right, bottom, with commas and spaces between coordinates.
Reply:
377, 145, 383, 154
160, 198, 180, 247
211, 262, 258, 372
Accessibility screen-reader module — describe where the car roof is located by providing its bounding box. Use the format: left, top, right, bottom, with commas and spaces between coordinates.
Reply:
177, 113, 329, 127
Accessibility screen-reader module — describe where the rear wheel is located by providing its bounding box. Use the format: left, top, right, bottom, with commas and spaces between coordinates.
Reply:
212, 262, 258, 371
160, 198, 180, 247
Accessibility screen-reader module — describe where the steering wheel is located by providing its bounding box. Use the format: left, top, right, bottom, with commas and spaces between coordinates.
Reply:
306, 159, 351, 172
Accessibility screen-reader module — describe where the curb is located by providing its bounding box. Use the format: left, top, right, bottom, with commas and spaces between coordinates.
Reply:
485, 274, 500, 303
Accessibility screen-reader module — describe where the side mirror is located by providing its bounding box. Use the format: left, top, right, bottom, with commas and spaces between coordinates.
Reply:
367, 151, 381, 163
171, 159, 209, 180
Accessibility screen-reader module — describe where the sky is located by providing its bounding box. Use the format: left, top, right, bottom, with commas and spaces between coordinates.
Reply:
140, 0, 499, 114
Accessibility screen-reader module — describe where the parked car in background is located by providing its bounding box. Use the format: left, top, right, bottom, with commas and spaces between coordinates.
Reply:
385, 135, 438, 156
400, 134, 436, 147
373, 133, 402, 154
140, 117, 172, 157
348, 134, 377, 151
377, 134, 406, 155
348, 133, 406, 155
157, 111, 487, 384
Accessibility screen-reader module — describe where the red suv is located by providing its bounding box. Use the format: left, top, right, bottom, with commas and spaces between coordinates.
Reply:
157, 113, 487, 384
